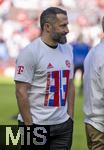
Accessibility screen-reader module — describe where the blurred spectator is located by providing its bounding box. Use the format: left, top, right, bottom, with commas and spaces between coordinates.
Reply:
0, 0, 11, 20
0, 0, 104, 77
71, 34, 91, 89
6, 31, 30, 58
96, 0, 104, 9
0, 38, 9, 60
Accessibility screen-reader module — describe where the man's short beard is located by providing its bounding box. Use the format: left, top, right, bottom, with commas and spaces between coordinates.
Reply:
52, 33, 67, 44
58, 36, 67, 44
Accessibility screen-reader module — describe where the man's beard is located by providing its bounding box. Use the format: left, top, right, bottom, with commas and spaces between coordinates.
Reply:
52, 32, 67, 44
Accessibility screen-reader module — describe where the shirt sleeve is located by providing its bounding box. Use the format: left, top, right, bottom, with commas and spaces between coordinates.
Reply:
14, 47, 36, 83
99, 64, 104, 90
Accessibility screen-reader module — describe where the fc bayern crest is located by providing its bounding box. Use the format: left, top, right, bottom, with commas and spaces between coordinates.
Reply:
65, 60, 70, 68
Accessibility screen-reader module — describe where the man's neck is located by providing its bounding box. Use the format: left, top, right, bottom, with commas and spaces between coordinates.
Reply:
43, 41, 58, 49
41, 34, 58, 47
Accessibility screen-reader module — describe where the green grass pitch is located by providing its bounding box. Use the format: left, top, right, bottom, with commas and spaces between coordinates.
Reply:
0, 76, 87, 149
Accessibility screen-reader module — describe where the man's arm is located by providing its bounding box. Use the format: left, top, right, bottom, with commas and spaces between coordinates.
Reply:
67, 79, 75, 119
15, 81, 33, 125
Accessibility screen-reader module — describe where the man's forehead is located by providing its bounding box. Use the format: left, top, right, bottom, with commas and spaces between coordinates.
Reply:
56, 13, 68, 22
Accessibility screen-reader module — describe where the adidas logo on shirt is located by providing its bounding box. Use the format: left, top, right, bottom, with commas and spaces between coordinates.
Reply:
47, 63, 54, 69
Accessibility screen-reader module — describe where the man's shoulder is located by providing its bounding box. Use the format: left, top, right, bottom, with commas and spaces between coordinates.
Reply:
84, 41, 104, 65
90, 41, 104, 57
17, 38, 40, 59
26, 37, 40, 49
21, 38, 40, 52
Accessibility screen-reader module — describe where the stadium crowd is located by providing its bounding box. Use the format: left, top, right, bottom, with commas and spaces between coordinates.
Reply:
0, 0, 104, 77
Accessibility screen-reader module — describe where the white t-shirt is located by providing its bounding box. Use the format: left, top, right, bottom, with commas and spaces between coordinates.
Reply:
83, 39, 104, 132
14, 37, 74, 125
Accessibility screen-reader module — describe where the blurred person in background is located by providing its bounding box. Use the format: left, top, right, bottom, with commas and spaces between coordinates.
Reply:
14, 7, 75, 150
71, 34, 91, 90
0, 0, 11, 20
0, 38, 9, 60
83, 17, 104, 150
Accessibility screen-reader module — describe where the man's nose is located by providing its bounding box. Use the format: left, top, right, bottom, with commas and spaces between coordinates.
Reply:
65, 26, 69, 34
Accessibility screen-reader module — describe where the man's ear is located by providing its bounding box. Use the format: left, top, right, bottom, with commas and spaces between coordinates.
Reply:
44, 23, 52, 32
